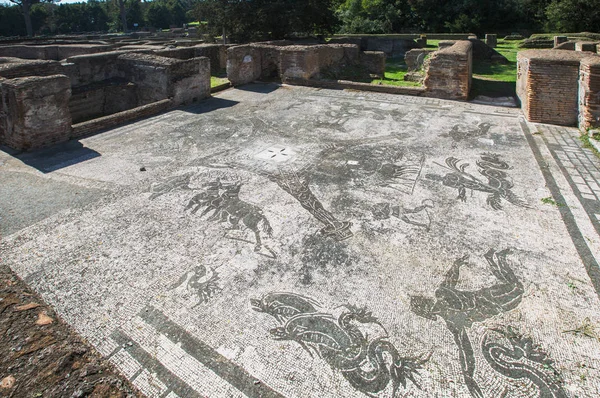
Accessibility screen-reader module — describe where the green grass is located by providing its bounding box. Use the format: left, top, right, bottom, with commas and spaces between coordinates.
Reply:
371, 57, 423, 87
470, 39, 524, 98
211, 69, 229, 88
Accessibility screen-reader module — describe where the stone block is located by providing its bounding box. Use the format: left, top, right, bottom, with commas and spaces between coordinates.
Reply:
279, 46, 319, 81
360, 51, 385, 77
485, 34, 497, 48
405, 49, 433, 72
0, 75, 72, 151
576, 42, 598, 53
424, 41, 472, 100
554, 36, 568, 47
579, 57, 600, 130
227, 45, 262, 86
517, 50, 590, 126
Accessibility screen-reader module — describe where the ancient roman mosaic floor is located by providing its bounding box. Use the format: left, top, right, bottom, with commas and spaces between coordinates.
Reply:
2, 84, 600, 397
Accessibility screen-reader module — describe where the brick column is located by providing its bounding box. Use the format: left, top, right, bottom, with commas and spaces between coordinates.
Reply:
579, 57, 600, 130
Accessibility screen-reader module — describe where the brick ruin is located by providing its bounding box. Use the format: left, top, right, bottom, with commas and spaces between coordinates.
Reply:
0, 36, 475, 151
517, 49, 600, 129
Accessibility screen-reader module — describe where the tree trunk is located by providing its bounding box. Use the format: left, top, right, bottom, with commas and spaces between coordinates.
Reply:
118, 0, 128, 33
22, 0, 33, 37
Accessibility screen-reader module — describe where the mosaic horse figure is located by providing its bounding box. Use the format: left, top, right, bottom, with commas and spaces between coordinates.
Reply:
186, 178, 273, 252
252, 292, 428, 396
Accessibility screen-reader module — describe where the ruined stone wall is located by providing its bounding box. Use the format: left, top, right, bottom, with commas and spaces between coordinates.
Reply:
0, 45, 114, 61
517, 50, 588, 126
279, 46, 321, 81
71, 99, 171, 138
117, 53, 210, 106
579, 57, 600, 130
154, 44, 227, 73
65, 51, 137, 87
424, 41, 472, 100
69, 80, 137, 124
0, 58, 63, 79
227, 45, 263, 86
0, 75, 72, 150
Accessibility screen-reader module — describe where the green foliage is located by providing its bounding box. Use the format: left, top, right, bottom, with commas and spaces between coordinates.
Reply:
545, 0, 600, 32
192, 0, 338, 42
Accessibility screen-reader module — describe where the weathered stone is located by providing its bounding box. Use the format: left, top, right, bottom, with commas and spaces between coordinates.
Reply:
0, 75, 72, 151
405, 49, 433, 72
279, 46, 320, 81
517, 50, 591, 126
485, 34, 497, 48
359, 51, 385, 77
579, 57, 600, 130
227, 45, 263, 86
576, 42, 598, 53
424, 41, 473, 100
438, 41, 455, 50
554, 36, 568, 47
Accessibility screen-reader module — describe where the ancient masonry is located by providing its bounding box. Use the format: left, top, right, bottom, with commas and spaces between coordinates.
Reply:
518, 46, 600, 130
0, 36, 474, 151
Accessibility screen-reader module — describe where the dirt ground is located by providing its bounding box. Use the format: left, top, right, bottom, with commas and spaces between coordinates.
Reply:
0, 263, 141, 398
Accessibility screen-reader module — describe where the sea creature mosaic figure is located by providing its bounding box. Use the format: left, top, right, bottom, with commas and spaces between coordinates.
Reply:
371, 199, 434, 231
481, 329, 568, 398
171, 264, 220, 307
251, 292, 428, 396
427, 154, 528, 210
149, 173, 192, 200
185, 178, 273, 252
410, 249, 524, 398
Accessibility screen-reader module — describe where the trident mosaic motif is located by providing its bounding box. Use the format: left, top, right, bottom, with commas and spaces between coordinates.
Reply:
251, 292, 429, 396
270, 168, 353, 241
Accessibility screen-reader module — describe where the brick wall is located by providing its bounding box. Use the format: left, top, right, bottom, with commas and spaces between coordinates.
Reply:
0, 58, 63, 79
517, 50, 589, 126
423, 41, 472, 100
117, 53, 210, 106
579, 57, 600, 130
226, 45, 263, 86
0, 75, 72, 151
0, 45, 114, 61
279, 46, 320, 81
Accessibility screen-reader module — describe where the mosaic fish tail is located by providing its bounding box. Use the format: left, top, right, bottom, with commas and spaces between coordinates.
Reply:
481, 332, 568, 398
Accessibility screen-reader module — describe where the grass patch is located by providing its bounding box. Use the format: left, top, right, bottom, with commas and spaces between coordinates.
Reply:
372, 57, 423, 87
541, 196, 563, 206
211, 68, 229, 88
580, 133, 600, 157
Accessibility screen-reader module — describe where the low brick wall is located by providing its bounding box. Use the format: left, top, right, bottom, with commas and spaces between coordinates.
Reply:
424, 41, 472, 100
0, 44, 114, 61
0, 74, 72, 151
579, 57, 600, 130
0, 58, 63, 79
279, 46, 321, 81
227, 45, 263, 86
117, 53, 210, 106
154, 44, 227, 73
285, 77, 425, 96
71, 99, 172, 138
517, 50, 589, 126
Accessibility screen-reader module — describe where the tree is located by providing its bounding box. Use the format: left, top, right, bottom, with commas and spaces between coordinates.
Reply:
9, 0, 36, 37
193, 0, 338, 43
546, 0, 600, 32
